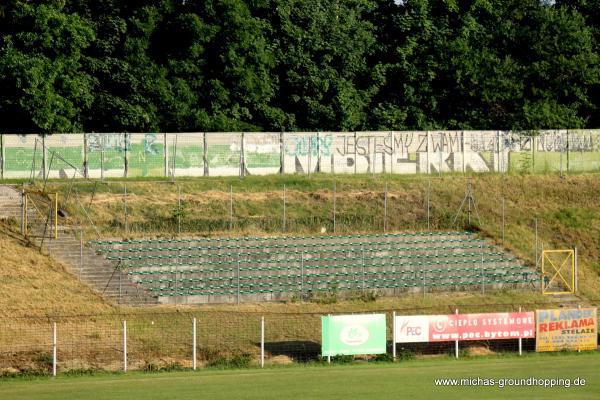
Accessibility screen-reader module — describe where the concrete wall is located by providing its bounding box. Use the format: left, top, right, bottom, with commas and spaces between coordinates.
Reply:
1, 130, 599, 180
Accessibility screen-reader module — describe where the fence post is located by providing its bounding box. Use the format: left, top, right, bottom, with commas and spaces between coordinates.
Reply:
300, 252, 304, 298
42, 134, 48, 181
426, 131, 431, 174
518, 307, 523, 356
327, 314, 331, 364
534, 218, 538, 269
316, 131, 321, 173
240, 132, 245, 178
119, 271, 122, 304
496, 130, 501, 172
193, 317, 197, 371
164, 133, 169, 178
0, 134, 4, 180
308, 133, 312, 177
362, 250, 366, 293
178, 185, 181, 235
389, 131, 394, 175
532, 136, 536, 173
333, 181, 336, 233
502, 197, 505, 246
566, 130, 570, 173
427, 180, 431, 231
83, 133, 88, 178
52, 322, 57, 377
124, 184, 128, 234
392, 311, 396, 360
261, 316, 265, 368
100, 135, 105, 181
574, 246, 578, 293
203, 132, 209, 177
21, 188, 25, 234
282, 185, 286, 232
384, 182, 388, 232
124, 133, 129, 178
122, 320, 127, 372
230, 185, 233, 231
481, 242, 485, 295
438, 133, 442, 177
80, 226, 83, 280
559, 130, 564, 177
372, 136, 376, 178
461, 131, 466, 174
280, 131, 285, 175
454, 309, 459, 358
171, 134, 177, 182
354, 132, 357, 175
54, 192, 58, 239
237, 258, 240, 306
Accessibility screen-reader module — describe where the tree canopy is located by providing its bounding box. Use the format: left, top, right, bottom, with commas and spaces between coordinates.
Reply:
0, 0, 598, 133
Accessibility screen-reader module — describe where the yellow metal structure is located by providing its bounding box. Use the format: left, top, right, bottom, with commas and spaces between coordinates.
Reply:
541, 249, 575, 295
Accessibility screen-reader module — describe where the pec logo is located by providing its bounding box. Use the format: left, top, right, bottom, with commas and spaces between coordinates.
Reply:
400, 320, 422, 336
407, 326, 422, 336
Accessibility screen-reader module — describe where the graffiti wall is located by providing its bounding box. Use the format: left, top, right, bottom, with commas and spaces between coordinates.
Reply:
1, 130, 599, 179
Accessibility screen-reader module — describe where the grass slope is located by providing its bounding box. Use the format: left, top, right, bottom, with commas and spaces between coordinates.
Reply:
1, 352, 599, 400
0, 233, 115, 318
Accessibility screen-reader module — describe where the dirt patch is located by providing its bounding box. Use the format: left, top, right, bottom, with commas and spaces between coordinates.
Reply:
467, 346, 496, 357
268, 355, 294, 365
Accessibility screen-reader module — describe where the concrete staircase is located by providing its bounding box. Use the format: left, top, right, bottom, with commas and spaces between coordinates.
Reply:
0, 184, 157, 306
0, 185, 23, 221
41, 233, 157, 305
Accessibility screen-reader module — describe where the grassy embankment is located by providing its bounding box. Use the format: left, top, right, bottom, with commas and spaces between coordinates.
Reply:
40, 173, 600, 300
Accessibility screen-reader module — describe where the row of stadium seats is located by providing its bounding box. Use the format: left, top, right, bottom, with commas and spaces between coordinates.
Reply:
90, 231, 472, 247
147, 269, 536, 297
106, 244, 496, 263
127, 255, 514, 277
95, 237, 483, 254
123, 251, 508, 271
134, 265, 529, 286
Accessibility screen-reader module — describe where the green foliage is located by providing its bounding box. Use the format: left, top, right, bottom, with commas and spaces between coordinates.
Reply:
373, 352, 394, 362
310, 283, 339, 304
33, 352, 53, 371
207, 353, 253, 369
395, 348, 416, 361
553, 207, 595, 229
0, 0, 95, 133
0, 0, 598, 132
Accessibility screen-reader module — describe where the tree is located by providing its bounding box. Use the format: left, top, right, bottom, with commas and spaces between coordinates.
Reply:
153, 0, 278, 131
0, 0, 95, 133
264, 0, 379, 131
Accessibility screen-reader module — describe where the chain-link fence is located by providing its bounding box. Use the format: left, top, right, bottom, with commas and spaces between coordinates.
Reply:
1, 302, 597, 376
1, 131, 599, 180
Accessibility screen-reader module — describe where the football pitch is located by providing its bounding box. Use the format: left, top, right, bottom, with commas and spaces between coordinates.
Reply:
1, 353, 599, 400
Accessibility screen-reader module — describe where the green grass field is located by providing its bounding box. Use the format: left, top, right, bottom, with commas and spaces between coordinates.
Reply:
2, 352, 599, 400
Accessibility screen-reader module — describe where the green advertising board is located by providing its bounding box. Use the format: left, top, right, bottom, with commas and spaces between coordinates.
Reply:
321, 314, 387, 357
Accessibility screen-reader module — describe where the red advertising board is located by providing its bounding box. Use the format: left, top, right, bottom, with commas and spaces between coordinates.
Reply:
428, 312, 535, 342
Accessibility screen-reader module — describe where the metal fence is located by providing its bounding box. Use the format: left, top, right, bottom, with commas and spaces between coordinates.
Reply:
1, 130, 599, 180
1, 302, 597, 376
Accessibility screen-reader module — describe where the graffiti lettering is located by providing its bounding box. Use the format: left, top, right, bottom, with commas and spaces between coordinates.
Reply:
286, 135, 332, 157
87, 133, 130, 153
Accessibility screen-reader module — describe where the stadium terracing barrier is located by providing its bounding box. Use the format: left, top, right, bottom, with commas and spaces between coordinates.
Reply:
89, 231, 538, 304
1, 130, 599, 180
